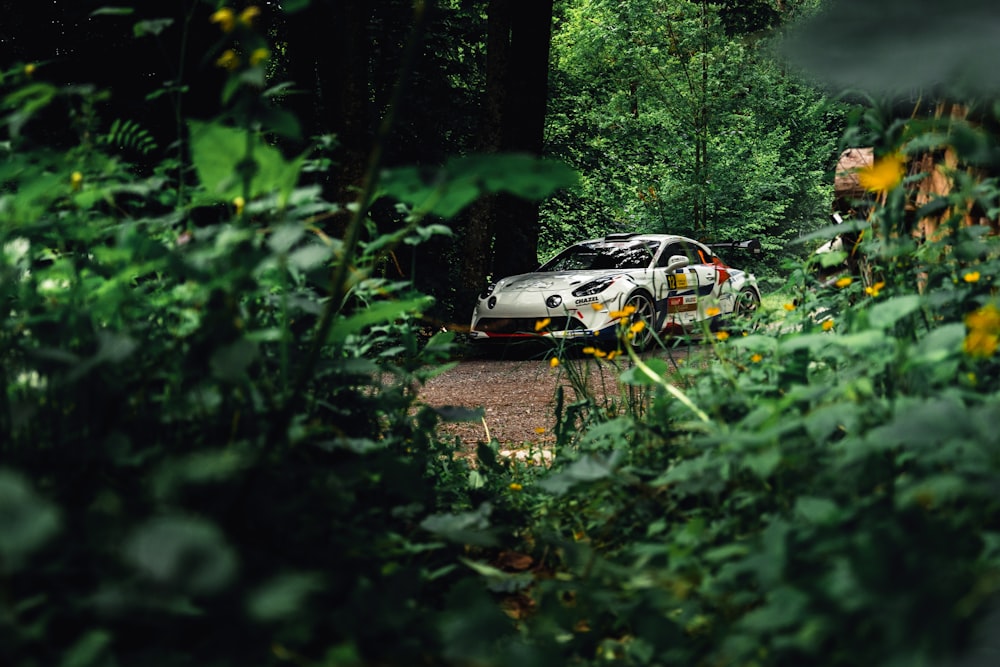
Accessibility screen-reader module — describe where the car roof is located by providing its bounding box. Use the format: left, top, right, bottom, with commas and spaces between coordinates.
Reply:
580, 233, 703, 245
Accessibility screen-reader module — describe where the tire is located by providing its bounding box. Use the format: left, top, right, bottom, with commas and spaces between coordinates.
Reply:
624, 291, 656, 349
731, 288, 761, 332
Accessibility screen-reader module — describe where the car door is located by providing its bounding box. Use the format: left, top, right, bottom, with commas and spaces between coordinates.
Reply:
653, 240, 719, 327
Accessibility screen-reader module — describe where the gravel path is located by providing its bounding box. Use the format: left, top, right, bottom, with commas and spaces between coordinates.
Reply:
416, 344, 692, 445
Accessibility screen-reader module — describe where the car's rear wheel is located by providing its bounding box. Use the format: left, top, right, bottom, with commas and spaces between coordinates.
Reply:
624, 291, 656, 349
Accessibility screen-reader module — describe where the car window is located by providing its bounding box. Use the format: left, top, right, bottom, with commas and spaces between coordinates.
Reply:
540, 240, 659, 272
657, 241, 709, 267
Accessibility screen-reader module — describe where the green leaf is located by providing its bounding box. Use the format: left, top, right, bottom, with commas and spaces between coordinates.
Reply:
209, 338, 259, 382
467, 470, 486, 490
287, 243, 332, 271
281, 0, 312, 13
730, 334, 779, 353
538, 454, 617, 495
133, 18, 174, 37
459, 557, 534, 593
818, 250, 848, 268
188, 120, 304, 206
328, 296, 434, 345
896, 474, 969, 509
620, 357, 670, 385
794, 496, 839, 523
476, 441, 504, 473
803, 402, 862, 443
781, 0, 1000, 96
0, 470, 60, 567
908, 322, 964, 365
248, 573, 326, 621
124, 517, 237, 594
868, 294, 922, 329
420, 503, 497, 547
738, 586, 809, 632
90, 7, 134, 16
379, 153, 578, 218
59, 631, 112, 667
432, 405, 485, 422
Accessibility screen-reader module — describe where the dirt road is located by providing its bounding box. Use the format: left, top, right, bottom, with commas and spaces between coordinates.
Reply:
416, 345, 691, 445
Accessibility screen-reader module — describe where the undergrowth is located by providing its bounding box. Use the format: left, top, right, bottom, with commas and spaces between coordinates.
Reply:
4, 3, 1000, 667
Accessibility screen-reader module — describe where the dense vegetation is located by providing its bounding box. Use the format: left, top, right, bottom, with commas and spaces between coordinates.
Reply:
4, 1, 1000, 666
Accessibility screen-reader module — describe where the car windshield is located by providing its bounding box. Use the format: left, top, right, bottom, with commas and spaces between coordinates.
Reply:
539, 240, 660, 272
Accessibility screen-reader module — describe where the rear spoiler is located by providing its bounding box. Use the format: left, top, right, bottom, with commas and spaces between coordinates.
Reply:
707, 239, 762, 255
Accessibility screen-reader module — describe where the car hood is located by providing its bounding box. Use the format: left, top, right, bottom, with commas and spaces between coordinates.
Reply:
496, 270, 628, 293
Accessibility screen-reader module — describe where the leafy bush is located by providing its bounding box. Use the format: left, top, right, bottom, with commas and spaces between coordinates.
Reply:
490, 110, 1000, 666
0, 12, 570, 666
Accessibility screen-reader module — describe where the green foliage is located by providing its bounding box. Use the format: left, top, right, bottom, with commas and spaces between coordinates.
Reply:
99, 118, 159, 156
0, 21, 552, 665
475, 88, 1000, 666
7, 3, 1000, 667
543, 0, 846, 276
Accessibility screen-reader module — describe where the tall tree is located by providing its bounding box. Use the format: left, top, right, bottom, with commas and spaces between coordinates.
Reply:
459, 0, 555, 291
541, 0, 844, 273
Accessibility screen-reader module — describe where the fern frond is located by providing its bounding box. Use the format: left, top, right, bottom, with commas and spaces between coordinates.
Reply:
98, 118, 158, 156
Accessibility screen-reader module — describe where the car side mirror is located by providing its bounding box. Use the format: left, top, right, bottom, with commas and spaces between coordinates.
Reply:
666, 254, 690, 269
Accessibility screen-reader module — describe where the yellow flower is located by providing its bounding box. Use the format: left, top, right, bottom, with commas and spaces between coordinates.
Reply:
609, 305, 637, 319
509, 483, 523, 492
964, 328, 999, 358
70, 171, 83, 191
233, 196, 245, 216
629, 320, 646, 334
963, 271, 981, 283
606, 350, 619, 361
238, 5, 261, 26
865, 281, 885, 298
534, 427, 546, 434
750, 353, 763, 363
706, 306, 721, 317
716, 331, 729, 341
549, 357, 559, 368
835, 276, 853, 288
215, 49, 241, 71
783, 302, 796, 312
964, 303, 1000, 358
822, 319, 835, 331
582, 346, 596, 355
590, 302, 604, 311
593, 348, 607, 358
857, 153, 907, 194
24, 63, 36, 77
210, 7, 236, 32
249, 48, 270, 66
535, 317, 551, 332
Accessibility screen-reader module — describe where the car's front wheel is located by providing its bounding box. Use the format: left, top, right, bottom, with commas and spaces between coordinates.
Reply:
624, 291, 656, 349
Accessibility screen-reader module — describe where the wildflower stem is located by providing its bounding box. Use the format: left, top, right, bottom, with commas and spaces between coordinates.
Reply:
624, 344, 711, 424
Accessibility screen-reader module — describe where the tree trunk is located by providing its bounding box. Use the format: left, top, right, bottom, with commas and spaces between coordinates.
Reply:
283, 0, 372, 222
490, 0, 555, 279
459, 0, 510, 293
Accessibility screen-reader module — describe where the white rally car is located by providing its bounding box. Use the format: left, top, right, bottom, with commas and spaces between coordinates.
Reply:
469, 233, 762, 347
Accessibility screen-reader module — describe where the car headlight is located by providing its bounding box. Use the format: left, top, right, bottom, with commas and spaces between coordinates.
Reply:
572, 276, 615, 297
480, 283, 497, 299
546, 295, 563, 308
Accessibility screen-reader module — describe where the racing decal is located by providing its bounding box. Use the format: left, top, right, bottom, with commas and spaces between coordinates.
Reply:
666, 273, 689, 290
713, 257, 732, 286
575, 296, 599, 305
667, 296, 697, 313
